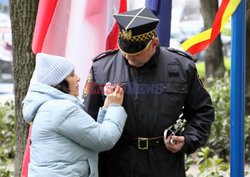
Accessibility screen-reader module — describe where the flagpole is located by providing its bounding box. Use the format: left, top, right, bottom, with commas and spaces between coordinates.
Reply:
230, 0, 246, 176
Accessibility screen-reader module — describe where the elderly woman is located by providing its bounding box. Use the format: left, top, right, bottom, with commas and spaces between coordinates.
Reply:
22, 53, 127, 177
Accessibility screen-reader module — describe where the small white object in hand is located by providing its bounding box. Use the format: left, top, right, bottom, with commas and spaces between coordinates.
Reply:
104, 82, 111, 96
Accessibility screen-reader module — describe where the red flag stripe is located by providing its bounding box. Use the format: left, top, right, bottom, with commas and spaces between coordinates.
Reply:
21, 125, 32, 177
119, 0, 127, 12
106, 23, 119, 50
187, 39, 210, 55
32, 0, 58, 54
210, 0, 230, 42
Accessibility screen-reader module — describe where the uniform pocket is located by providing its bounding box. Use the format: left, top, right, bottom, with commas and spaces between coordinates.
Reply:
160, 82, 188, 131
160, 82, 187, 115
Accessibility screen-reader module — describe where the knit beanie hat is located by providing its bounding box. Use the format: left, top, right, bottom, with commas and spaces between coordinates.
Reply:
35, 53, 75, 86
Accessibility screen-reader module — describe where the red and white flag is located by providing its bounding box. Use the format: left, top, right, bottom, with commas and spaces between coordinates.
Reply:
21, 0, 126, 176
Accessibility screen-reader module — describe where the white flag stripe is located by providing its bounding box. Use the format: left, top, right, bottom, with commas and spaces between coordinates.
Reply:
41, 0, 71, 56
66, 0, 109, 97
106, 0, 120, 37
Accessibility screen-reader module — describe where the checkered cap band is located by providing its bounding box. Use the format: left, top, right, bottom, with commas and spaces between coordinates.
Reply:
119, 29, 156, 42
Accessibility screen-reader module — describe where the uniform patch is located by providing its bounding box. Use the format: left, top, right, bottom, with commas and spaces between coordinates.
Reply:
168, 64, 179, 77
197, 72, 206, 89
84, 73, 91, 97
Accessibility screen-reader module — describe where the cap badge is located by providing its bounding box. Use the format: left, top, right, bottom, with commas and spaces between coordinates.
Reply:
122, 29, 132, 40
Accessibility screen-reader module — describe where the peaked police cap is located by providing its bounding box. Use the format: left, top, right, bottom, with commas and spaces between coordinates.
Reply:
114, 7, 159, 55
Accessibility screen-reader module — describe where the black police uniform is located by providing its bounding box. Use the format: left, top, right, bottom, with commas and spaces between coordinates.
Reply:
83, 46, 215, 177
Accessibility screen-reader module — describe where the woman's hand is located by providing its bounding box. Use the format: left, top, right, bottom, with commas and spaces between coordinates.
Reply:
104, 85, 124, 109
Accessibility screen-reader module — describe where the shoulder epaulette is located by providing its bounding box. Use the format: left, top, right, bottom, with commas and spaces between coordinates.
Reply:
167, 47, 193, 61
92, 49, 119, 62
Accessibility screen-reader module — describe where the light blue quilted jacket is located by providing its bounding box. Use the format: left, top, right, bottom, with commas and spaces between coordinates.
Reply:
22, 82, 127, 177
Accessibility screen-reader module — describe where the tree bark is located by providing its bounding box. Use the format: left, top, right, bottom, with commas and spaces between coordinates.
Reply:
246, 0, 250, 115
200, 0, 225, 78
9, 0, 39, 176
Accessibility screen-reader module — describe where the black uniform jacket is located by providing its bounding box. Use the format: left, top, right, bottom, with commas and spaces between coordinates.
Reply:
83, 46, 215, 177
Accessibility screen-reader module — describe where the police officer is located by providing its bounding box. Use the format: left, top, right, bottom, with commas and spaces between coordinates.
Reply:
83, 7, 214, 177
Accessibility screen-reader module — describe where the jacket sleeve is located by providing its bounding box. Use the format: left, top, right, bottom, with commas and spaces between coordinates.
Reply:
54, 102, 127, 152
181, 64, 215, 154
83, 66, 104, 120
97, 107, 107, 123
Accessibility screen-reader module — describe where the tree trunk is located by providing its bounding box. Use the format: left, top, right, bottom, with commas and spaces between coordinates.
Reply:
246, 0, 250, 115
9, 0, 39, 176
200, 0, 225, 78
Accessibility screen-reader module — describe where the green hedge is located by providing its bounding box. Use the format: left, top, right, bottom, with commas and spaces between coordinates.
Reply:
205, 72, 250, 162
0, 101, 15, 176
186, 72, 249, 176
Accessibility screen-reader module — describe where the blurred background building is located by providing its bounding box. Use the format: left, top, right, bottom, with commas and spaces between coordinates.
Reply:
0, 0, 9, 14
0, 0, 13, 103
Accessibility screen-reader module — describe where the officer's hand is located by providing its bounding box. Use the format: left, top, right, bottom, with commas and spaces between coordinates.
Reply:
165, 135, 185, 153
104, 85, 124, 108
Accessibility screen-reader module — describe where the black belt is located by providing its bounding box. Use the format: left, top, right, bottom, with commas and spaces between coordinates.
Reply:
122, 136, 164, 150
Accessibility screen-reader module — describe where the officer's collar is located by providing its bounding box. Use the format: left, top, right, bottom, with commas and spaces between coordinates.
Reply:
146, 44, 160, 67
